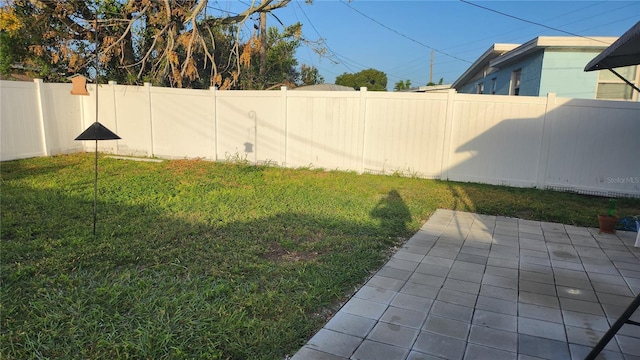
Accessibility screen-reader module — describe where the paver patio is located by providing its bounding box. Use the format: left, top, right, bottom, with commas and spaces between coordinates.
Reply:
291, 209, 640, 360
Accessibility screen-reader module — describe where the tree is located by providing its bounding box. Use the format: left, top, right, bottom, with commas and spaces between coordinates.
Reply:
299, 64, 323, 86
335, 68, 387, 91
394, 79, 411, 91
0, 0, 308, 88
426, 77, 444, 86
239, 24, 303, 89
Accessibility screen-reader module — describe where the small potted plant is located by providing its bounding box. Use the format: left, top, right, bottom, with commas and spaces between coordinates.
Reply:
598, 198, 619, 234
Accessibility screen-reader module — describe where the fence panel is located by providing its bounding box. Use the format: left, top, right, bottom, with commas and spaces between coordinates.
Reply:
215, 90, 285, 164
39, 82, 85, 156
2, 80, 639, 197
1, 81, 46, 161
150, 87, 215, 159
363, 92, 448, 177
544, 98, 640, 196
109, 83, 153, 157
286, 90, 363, 170
445, 94, 548, 187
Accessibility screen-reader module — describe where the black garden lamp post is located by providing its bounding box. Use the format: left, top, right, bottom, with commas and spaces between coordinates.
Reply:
74, 19, 121, 236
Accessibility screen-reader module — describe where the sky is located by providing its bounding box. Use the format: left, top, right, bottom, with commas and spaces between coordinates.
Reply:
213, 0, 640, 90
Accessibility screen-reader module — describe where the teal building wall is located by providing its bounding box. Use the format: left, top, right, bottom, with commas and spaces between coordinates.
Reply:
538, 51, 602, 98
458, 50, 608, 99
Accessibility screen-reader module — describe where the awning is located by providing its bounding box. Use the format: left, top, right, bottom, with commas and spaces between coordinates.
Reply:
584, 21, 640, 71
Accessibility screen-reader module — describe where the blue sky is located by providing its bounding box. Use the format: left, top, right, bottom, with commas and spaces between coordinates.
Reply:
215, 1, 640, 90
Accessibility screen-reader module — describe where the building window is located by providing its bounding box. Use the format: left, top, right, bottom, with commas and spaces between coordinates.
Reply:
596, 65, 638, 100
477, 82, 484, 94
510, 69, 521, 96
491, 78, 497, 94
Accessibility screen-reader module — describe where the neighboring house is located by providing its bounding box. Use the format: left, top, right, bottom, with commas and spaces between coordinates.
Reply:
292, 83, 355, 91
403, 84, 452, 93
453, 36, 640, 101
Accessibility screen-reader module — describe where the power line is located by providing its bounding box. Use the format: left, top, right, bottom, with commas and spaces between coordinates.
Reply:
458, 0, 613, 44
338, 0, 471, 64
294, 1, 357, 73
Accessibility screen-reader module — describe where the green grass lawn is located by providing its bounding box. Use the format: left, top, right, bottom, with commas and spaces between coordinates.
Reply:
2, 153, 639, 359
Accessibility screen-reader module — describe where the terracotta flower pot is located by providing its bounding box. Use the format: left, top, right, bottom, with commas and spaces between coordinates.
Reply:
598, 215, 619, 234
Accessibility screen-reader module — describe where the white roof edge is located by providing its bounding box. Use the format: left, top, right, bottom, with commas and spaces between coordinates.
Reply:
452, 43, 519, 89
490, 36, 617, 68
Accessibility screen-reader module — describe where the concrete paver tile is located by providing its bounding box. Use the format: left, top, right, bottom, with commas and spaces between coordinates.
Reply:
484, 265, 518, 278
519, 280, 557, 296
400, 281, 440, 300
325, 312, 377, 338
408, 272, 445, 287
596, 292, 636, 307
436, 288, 478, 308
354, 285, 397, 304
421, 255, 455, 268
464, 343, 517, 360
413, 331, 467, 360
472, 309, 517, 332
568, 343, 624, 360
476, 295, 518, 315
486, 257, 519, 269
447, 268, 484, 283
306, 329, 363, 358
554, 275, 593, 290
443, 277, 481, 294
479, 284, 518, 301
390, 293, 434, 313
519, 291, 560, 308
430, 300, 474, 323
291, 346, 348, 360
468, 325, 518, 352
518, 302, 562, 323
415, 262, 451, 277
482, 273, 518, 290
406, 350, 444, 360
366, 275, 405, 292
559, 297, 606, 316
423, 315, 471, 340
452, 260, 486, 272
380, 306, 428, 329
393, 250, 426, 263
350, 339, 410, 360
560, 310, 613, 332
519, 261, 553, 274
565, 325, 620, 352
616, 334, 640, 356
556, 285, 598, 301
366, 322, 420, 349
518, 334, 571, 359
341, 298, 388, 320
518, 317, 567, 341
456, 252, 489, 265
519, 270, 555, 285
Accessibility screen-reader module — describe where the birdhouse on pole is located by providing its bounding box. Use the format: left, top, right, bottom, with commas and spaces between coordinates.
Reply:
70, 74, 90, 95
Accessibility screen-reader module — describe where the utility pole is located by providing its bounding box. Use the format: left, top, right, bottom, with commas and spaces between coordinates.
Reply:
429, 49, 434, 84
259, 0, 267, 79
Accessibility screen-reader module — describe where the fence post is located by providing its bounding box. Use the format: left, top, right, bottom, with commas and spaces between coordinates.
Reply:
439, 88, 456, 180
281, 86, 288, 167
145, 82, 154, 158
210, 85, 217, 161
536, 92, 556, 190
359, 87, 368, 174
34, 79, 49, 156
109, 81, 119, 154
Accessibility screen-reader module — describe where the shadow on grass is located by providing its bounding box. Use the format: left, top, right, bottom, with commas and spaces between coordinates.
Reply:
1, 178, 411, 359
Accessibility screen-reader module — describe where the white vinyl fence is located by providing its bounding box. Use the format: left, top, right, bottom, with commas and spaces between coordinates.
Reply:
1, 79, 639, 197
